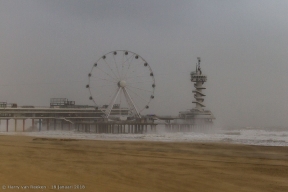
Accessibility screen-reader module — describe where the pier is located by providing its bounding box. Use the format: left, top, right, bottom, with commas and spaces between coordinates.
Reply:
0, 106, 157, 133
75, 122, 157, 134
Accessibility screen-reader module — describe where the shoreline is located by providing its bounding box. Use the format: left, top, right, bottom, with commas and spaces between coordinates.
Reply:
1, 129, 288, 147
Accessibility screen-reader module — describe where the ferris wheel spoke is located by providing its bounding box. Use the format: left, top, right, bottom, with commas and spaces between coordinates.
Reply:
123, 54, 135, 79
121, 53, 135, 79
95, 66, 118, 82
89, 83, 116, 90
103, 57, 119, 80
90, 86, 115, 94
125, 74, 153, 80
89, 91, 113, 103
90, 75, 118, 83
127, 79, 155, 85
126, 81, 152, 91
126, 62, 152, 79
126, 80, 154, 85
126, 84, 153, 93
113, 54, 121, 78
125, 87, 150, 104
89, 84, 116, 89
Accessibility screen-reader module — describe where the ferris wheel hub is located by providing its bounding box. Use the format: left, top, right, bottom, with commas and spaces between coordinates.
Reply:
118, 80, 127, 87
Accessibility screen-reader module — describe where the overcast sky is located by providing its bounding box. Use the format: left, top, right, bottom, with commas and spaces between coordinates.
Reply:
0, 0, 288, 127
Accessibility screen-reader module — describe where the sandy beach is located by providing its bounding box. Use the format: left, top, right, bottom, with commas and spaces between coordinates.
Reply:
0, 135, 288, 192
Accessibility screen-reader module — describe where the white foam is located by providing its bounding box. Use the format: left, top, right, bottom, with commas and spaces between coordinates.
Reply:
1, 128, 288, 146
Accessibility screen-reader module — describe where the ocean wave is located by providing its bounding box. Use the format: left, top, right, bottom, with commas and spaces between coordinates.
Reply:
1, 128, 288, 146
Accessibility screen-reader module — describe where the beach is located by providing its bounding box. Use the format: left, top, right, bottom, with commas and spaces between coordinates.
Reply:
0, 135, 288, 192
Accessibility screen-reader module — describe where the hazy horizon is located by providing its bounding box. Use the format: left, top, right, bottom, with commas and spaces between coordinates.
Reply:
1, 0, 288, 128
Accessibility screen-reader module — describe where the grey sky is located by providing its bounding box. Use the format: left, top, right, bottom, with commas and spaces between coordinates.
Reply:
0, 0, 288, 127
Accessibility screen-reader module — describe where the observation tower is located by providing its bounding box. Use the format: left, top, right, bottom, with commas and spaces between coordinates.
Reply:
178, 57, 215, 124
191, 57, 207, 111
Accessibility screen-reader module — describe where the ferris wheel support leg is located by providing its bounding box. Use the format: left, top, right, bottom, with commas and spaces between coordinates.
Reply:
123, 88, 141, 119
105, 87, 121, 118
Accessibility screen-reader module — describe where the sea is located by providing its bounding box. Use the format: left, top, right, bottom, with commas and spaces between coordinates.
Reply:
1, 125, 288, 146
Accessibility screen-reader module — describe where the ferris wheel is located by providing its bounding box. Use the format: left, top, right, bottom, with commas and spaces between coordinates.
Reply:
87, 50, 155, 119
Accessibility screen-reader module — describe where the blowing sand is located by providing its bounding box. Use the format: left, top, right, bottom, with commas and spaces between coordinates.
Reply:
0, 135, 288, 192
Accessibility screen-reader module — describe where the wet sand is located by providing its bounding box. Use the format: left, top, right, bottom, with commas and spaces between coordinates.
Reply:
0, 135, 288, 192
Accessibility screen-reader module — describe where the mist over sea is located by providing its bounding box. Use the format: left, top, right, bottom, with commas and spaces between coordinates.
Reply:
1, 125, 288, 147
